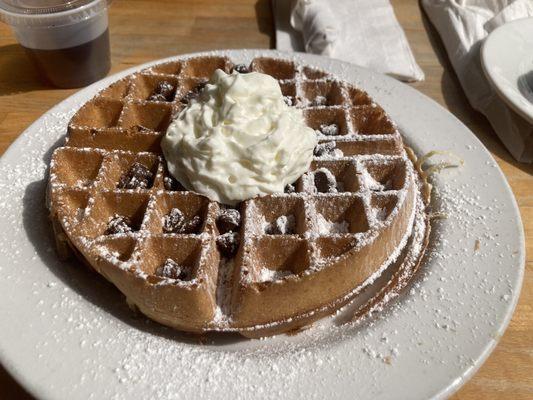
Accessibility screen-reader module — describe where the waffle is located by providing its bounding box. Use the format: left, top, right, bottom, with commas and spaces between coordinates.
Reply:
47, 55, 430, 337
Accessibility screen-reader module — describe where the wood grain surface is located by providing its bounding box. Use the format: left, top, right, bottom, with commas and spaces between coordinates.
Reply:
0, 1, 531, 399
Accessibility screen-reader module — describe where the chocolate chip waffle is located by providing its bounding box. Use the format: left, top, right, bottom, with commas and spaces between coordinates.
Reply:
47, 55, 430, 337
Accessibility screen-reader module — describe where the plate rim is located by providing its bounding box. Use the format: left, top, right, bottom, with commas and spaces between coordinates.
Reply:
0, 49, 526, 400
481, 16, 533, 124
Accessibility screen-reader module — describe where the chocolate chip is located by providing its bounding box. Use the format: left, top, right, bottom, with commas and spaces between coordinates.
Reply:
284, 183, 296, 193
147, 93, 165, 102
283, 95, 294, 106
183, 215, 202, 234
180, 91, 197, 104
216, 232, 240, 258
163, 175, 185, 191
232, 64, 250, 73
180, 81, 207, 104
105, 214, 133, 235
163, 208, 185, 233
155, 258, 189, 280
196, 81, 207, 91
148, 81, 175, 102
216, 208, 241, 234
163, 208, 202, 234
314, 169, 337, 193
156, 81, 175, 99
118, 162, 154, 190
319, 123, 339, 136
163, 176, 176, 191
313, 142, 337, 157
265, 215, 296, 235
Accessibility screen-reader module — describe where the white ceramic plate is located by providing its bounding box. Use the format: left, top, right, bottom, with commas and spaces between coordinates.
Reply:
0, 50, 525, 400
481, 17, 533, 124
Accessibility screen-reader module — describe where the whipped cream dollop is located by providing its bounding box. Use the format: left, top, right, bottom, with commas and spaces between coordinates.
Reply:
161, 69, 317, 205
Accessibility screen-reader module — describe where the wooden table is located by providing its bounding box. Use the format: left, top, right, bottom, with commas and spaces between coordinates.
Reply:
0, 1, 531, 399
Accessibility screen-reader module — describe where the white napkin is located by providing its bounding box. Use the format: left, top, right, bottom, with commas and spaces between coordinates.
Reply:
272, 0, 425, 82
422, 0, 533, 163
290, 0, 338, 56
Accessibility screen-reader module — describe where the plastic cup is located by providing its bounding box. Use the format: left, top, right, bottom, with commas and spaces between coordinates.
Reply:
0, 0, 112, 88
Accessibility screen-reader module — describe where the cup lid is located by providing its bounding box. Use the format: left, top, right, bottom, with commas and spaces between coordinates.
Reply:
0, 0, 111, 26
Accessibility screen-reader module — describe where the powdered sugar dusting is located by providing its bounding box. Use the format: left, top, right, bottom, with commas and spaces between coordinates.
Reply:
315, 213, 349, 235
256, 268, 292, 283
359, 166, 385, 191
212, 259, 234, 327
263, 214, 296, 235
